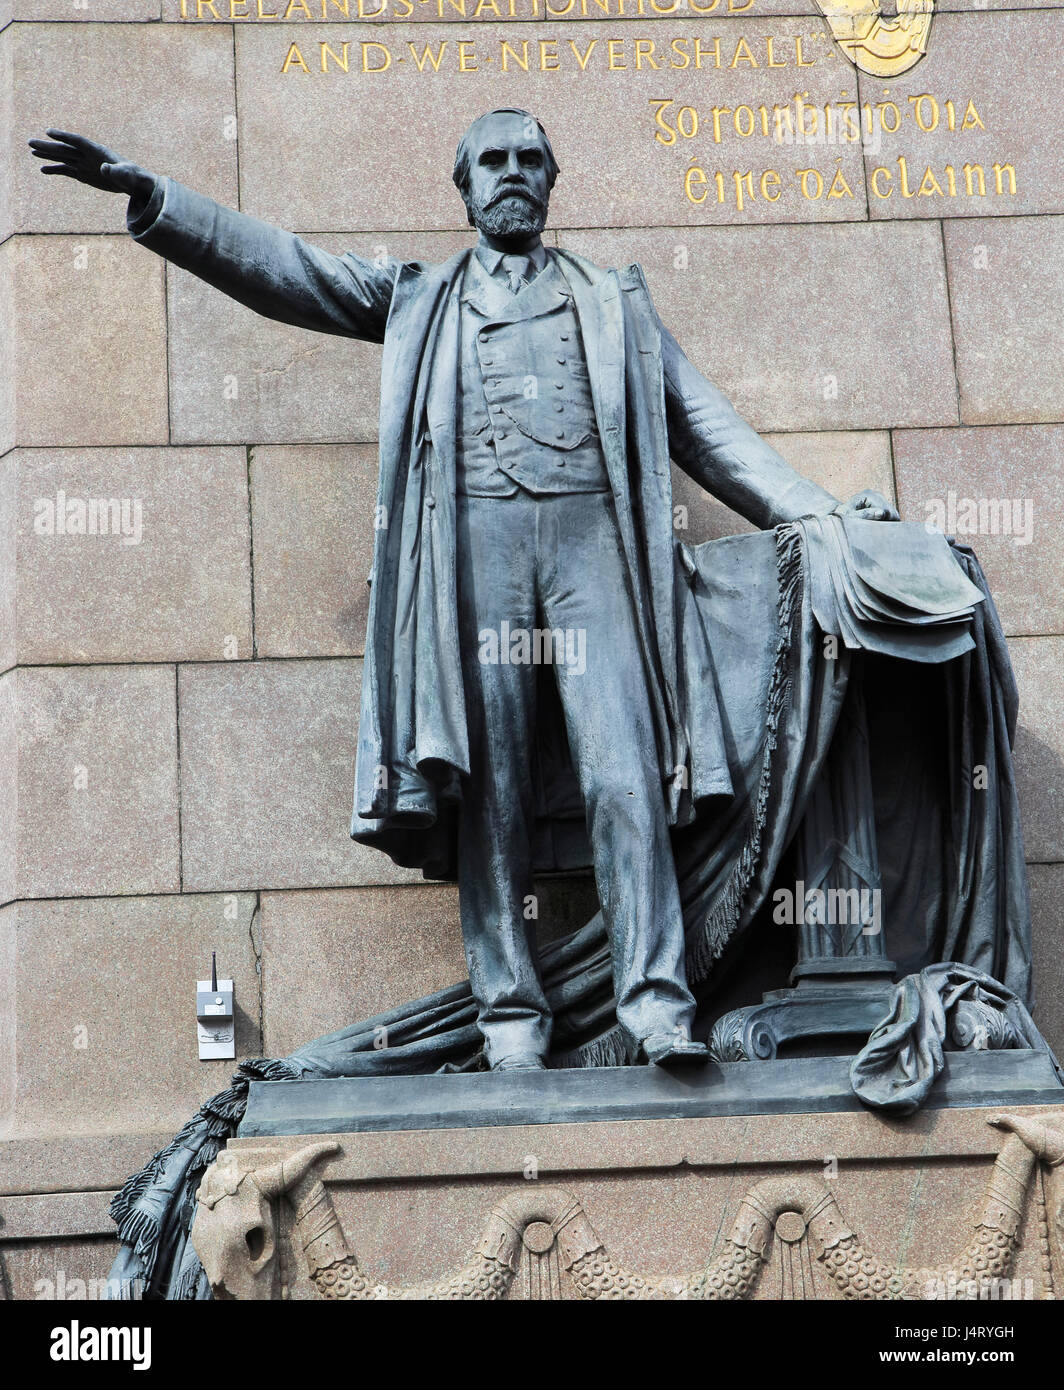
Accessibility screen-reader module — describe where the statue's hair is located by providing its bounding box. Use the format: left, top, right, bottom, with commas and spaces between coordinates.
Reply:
452, 108, 559, 200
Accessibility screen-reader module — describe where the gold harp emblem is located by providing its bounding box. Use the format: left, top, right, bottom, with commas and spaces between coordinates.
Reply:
813, 0, 935, 77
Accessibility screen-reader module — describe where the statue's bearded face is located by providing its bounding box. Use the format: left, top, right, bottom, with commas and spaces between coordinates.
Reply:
461, 112, 552, 237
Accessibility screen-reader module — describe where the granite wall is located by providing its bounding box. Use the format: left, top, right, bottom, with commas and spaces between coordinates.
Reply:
1, 0, 1062, 1298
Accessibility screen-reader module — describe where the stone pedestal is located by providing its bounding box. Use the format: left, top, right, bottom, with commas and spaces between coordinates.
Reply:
188, 1062, 1064, 1301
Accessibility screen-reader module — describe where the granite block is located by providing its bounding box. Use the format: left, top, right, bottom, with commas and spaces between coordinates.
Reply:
944, 215, 1064, 426
8, 21, 236, 236
893, 424, 1064, 637
6, 235, 168, 447
178, 658, 421, 890
563, 223, 958, 430
9, 446, 252, 663
8, 664, 180, 899
250, 442, 377, 658
2, 892, 259, 1136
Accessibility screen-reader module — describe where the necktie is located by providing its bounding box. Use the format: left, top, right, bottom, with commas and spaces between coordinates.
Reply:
501, 254, 532, 295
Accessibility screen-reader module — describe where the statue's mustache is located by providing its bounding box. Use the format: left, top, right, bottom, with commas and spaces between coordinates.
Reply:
484, 184, 541, 210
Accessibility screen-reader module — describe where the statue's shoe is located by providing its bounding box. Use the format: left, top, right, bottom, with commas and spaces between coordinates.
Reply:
642, 1035, 710, 1068
492, 1053, 547, 1071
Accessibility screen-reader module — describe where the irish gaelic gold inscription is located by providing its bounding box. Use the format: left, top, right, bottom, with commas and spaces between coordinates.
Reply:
649, 90, 1018, 213
651, 94, 984, 147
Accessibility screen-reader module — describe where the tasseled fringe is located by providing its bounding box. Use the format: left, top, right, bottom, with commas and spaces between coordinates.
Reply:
685, 524, 803, 986
171, 1244, 209, 1302
111, 1208, 160, 1264
554, 1021, 638, 1070
108, 1055, 305, 1292
686, 865, 751, 985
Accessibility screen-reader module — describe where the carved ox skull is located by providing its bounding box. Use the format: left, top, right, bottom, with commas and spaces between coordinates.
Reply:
191, 1142, 337, 1300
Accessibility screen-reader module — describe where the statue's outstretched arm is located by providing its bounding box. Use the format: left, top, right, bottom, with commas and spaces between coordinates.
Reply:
29, 129, 397, 344
659, 320, 897, 528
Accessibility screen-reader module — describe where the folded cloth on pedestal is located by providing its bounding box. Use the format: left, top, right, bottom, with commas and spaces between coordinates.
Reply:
851, 963, 1064, 1116
802, 515, 985, 661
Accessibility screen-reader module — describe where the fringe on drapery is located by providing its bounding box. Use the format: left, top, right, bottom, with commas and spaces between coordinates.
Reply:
108, 1056, 304, 1296
684, 523, 803, 985
560, 1021, 639, 1069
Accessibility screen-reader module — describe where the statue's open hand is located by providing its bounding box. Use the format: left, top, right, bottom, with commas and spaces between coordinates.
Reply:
836, 490, 900, 522
28, 130, 155, 204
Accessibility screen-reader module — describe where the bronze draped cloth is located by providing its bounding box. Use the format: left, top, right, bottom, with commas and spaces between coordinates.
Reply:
107, 521, 1041, 1300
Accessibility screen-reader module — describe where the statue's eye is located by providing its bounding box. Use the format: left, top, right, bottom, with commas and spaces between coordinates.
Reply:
246, 1226, 266, 1261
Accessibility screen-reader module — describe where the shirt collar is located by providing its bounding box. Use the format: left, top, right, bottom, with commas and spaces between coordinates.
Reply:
474, 240, 548, 278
